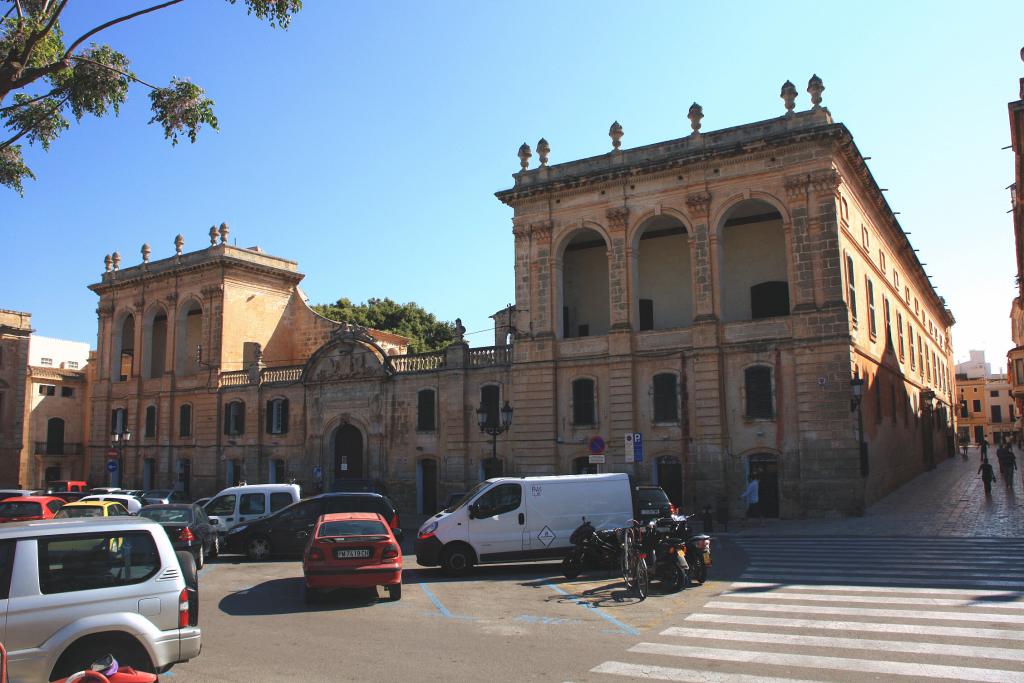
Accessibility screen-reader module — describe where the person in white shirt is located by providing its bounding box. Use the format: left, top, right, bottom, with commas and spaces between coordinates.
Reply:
739, 475, 763, 527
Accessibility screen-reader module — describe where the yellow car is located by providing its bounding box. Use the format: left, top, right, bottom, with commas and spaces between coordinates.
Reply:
54, 500, 131, 518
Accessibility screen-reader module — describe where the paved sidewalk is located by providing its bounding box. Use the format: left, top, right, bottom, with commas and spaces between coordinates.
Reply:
731, 445, 1024, 538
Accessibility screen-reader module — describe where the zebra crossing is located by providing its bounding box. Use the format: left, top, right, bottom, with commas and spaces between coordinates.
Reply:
589, 536, 1024, 682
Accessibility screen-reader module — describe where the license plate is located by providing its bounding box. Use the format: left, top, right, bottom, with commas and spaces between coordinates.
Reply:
335, 548, 370, 559
641, 509, 658, 515
703, 551, 712, 566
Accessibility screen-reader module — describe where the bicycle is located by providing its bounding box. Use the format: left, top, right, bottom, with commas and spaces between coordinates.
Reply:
619, 521, 649, 601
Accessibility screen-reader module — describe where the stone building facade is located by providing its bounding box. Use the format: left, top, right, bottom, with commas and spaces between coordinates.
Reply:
80, 79, 956, 517
1007, 49, 1024, 436
958, 351, 1017, 447
0, 310, 32, 486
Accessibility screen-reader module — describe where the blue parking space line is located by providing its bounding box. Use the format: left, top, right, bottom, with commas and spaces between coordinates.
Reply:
418, 583, 452, 618
545, 582, 638, 636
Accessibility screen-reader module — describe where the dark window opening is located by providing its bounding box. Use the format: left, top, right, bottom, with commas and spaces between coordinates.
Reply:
480, 385, 500, 428
653, 373, 678, 422
417, 390, 436, 431
266, 398, 289, 435
572, 378, 596, 425
750, 281, 789, 319
179, 404, 192, 438
144, 405, 157, 438
61, 386, 74, 398
224, 401, 246, 436
744, 366, 773, 419
111, 408, 127, 435
639, 299, 654, 331
577, 324, 590, 337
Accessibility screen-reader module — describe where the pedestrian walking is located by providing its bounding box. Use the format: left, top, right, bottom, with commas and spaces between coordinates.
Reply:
980, 438, 989, 460
740, 474, 763, 527
978, 457, 996, 496
960, 439, 969, 460
1002, 450, 1018, 489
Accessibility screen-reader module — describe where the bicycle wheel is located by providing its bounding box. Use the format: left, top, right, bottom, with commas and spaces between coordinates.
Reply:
620, 527, 635, 589
634, 559, 649, 601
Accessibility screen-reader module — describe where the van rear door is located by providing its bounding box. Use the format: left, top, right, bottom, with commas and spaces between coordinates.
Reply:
468, 482, 526, 562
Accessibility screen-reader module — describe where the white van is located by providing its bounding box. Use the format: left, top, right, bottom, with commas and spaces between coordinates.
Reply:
414, 473, 633, 574
204, 483, 300, 535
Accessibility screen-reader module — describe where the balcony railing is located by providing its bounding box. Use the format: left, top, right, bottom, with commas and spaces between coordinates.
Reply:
391, 352, 446, 373
34, 442, 83, 455
262, 366, 303, 384
221, 371, 250, 387
469, 345, 513, 367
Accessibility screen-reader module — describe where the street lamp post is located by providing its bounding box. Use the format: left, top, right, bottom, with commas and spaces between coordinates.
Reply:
111, 431, 131, 488
477, 400, 513, 478
921, 388, 936, 470
850, 377, 867, 477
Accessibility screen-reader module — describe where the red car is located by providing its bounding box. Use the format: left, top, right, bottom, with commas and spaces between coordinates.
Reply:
302, 512, 402, 604
0, 496, 65, 522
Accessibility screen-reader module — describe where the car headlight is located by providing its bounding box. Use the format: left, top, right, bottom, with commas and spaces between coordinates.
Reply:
228, 524, 248, 535
418, 521, 438, 538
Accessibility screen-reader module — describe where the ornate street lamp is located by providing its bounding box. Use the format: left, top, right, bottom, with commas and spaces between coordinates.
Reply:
921, 388, 936, 470
111, 431, 131, 488
850, 377, 867, 476
477, 400, 513, 477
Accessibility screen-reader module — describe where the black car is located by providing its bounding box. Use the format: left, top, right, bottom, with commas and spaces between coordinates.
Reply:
633, 485, 674, 523
225, 492, 401, 561
139, 503, 218, 568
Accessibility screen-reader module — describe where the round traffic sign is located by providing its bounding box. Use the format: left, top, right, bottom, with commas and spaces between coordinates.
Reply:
588, 436, 606, 455
106, 448, 118, 458
106, 459, 118, 473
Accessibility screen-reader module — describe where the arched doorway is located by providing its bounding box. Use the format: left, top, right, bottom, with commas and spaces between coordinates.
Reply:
418, 459, 438, 514
572, 456, 597, 474
655, 455, 683, 509
334, 425, 364, 480
718, 200, 789, 322
560, 228, 610, 338
748, 453, 780, 518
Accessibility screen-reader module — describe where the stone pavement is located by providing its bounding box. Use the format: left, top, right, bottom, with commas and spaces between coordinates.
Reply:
732, 445, 1024, 538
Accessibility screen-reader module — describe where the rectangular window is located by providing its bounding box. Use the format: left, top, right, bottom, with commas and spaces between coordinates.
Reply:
883, 297, 892, 342
480, 385, 500, 428
179, 404, 192, 438
744, 366, 774, 419
652, 374, 678, 423
145, 405, 157, 438
845, 254, 858, 322
639, 299, 654, 331
904, 286, 910, 304
861, 225, 870, 249
879, 250, 886, 274
40, 357, 52, 366
38, 531, 160, 594
973, 399, 982, 413
266, 398, 289, 435
111, 407, 127, 434
39, 384, 56, 396
1016, 359, 1024, 385
866, 278, 877, 338
417, 390, 436, 431
897, 312, 905, 358
909, 324, 916, 370
990, 390, 999, 398
224, 401, 245, 436
61, 386, 74, 398
992, 405, 1003, 423
917, 333, 923, 377
572, 379, 596, 425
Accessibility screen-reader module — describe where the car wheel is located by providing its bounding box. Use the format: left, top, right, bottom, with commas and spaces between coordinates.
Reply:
247, 536, 272, 562
388, 583, 402, 601
51, 634, 153, 681
194, 544, 205, 570
175, 550, 198, 590
440, 544, 474, 576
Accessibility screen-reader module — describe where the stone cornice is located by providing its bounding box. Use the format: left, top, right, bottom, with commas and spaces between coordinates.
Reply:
89, 255, 303, 296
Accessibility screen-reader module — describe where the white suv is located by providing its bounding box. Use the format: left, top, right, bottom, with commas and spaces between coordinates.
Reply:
0, 517, 201, 681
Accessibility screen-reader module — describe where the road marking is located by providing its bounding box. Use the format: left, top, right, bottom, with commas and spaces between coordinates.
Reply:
418, 583, 452, 618
686, 613, 1024, 640
545, 583, 638, 636
628, 643, 1024, 682
590, 661, 823, 682
727, 581, 1024, 598
717, 590, 1024, 609
738, 572, 1024, 589
659, 626, 1024, 662
705, 599, 1024, 623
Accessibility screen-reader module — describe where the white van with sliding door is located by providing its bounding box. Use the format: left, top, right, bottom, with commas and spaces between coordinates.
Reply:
414, 473, 633, 574
204, 483, 300, 536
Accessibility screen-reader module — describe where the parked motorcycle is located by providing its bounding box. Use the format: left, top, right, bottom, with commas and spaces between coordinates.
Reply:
639, 518, 690, 592
671, 514, 712, 584
562, 517, 623, 579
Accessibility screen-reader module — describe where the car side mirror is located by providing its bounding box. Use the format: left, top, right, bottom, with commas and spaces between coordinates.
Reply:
394, 529, 404, 543
468, 503, 480, 519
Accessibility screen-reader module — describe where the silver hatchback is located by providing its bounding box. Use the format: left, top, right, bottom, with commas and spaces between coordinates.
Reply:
0, 517, 201, 681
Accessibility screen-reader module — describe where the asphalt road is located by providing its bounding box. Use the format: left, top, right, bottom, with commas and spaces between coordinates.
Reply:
164, 536, 745, 682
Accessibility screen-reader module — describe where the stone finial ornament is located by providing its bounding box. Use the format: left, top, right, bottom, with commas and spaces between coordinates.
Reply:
518, 143, 532, 171
780, 80, 798, 114
103, 254, 112, 273
609, 121, 623, 150
218, 222, 229, 244
687, 102, 704, 135
111, 251, 121, 271
208, 226, 218, 246
141, 243, 151, 264
174, 234, 184, 257
807, 74, 825, 108
454, 318, 466, 342
537, 138, 550, 166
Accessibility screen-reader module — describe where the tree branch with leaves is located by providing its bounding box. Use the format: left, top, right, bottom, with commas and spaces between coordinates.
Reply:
0, 0, 301, 194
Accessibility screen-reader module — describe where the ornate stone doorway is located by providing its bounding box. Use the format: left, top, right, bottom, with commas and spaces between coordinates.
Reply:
334, 424, 364, 480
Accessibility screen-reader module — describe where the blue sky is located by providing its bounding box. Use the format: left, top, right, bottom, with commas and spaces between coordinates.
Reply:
3, 1, 1022, 371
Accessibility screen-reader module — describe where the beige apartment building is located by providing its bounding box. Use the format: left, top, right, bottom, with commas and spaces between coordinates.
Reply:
74, 77, 955, 518
958, 351, 1017, 447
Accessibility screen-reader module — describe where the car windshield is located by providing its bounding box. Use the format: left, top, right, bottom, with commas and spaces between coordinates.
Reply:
449, 481, 490, 512
0, 501, 42, 517
318, 520, 388, 537
140, 508, 192, 523
636, 488, 670, 507
56, 506, 103, 518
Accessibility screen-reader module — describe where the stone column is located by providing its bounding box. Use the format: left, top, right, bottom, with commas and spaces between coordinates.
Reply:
807, 169, 845, 308
686, 192, 716, 322
606, 207, 631, 331
783, 174, 820, 312
531, 221, 554, 338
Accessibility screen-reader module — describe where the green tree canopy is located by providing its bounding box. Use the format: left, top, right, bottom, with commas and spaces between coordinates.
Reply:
313, 297, 456, 354
0, 0, 301, 194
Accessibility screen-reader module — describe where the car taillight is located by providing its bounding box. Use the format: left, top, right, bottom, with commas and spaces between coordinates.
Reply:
178, 588, 189, 628
308, 547, 324, 561
669, 504, 679, 516
390, 513, 400, 529
382, 544, 399, 560
178, 527, 196, 542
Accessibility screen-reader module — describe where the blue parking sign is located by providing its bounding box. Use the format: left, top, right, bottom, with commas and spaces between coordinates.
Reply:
633, 433, 643, 463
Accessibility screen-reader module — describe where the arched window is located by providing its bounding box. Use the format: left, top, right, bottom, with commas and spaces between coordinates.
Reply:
179, 404, 192, 438
111, 314, 135, 382
110, 407, 127, 435
635, 216, 692, 330
561, 229, 609, 338
652, 373, 678, 423
175, 301, 203, 376
719, 200, 788, 322
266, 398, 289, 435
572, 378, 596, 426
224, 400, 246, 436
144, 308, 168, 379
744, 366, 774, 419
417, 389, 436, 432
